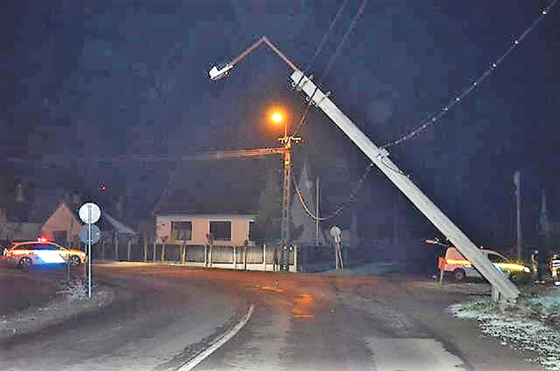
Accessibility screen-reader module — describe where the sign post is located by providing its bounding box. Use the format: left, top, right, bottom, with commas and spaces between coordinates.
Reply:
79, 203, 101, 299
330, 226, 343, 270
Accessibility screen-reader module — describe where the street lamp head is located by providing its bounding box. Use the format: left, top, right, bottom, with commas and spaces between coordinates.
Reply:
208, 64, 234, 81
271, 112, 283, 124
268, 106, 287, 125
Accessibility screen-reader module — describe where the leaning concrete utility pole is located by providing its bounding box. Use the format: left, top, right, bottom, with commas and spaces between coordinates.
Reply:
207, 36, 519, 302
290, 70, 519, 301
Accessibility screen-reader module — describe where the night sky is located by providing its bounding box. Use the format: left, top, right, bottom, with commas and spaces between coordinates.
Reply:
2, 1, 558, 254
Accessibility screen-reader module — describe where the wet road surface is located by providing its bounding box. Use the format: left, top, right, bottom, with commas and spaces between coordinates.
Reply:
0, 263, 544, 371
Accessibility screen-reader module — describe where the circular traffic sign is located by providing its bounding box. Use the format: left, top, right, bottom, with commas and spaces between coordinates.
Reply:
79, 203, 101, 224
80, 224, 101, 244
330, 226, 341, 238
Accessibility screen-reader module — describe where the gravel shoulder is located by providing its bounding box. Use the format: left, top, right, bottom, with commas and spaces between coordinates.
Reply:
0, 281, 114, 340
0, 263, 116, 341
0, 264, 62, 315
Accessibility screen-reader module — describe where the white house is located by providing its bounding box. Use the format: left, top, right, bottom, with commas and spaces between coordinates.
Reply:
155, 214, 254, 247
41, 201, 82, 245
153, 161, 262, 246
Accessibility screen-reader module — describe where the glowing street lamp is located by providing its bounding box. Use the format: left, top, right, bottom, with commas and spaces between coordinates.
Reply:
269, 110, 288, 138
271, 112, 283, 124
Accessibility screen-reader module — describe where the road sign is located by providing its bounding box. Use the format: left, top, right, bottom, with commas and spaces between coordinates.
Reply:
78, 202, 101, 300
80, 224, 101, 244
330, 226, 341, 243
79, 203, 101, 224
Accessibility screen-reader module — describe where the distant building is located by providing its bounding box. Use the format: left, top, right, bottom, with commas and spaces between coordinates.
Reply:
0, 179, 137, 249
40, 201, 82, 245
0, 182, 44, 241
152, 160, 271, 246
154, 214, 255, 247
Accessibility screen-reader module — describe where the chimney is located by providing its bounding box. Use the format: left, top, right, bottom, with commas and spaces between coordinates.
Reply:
116, 196, 124, 218
0, 209, 7, 224
72, 193, 81, 206
15, 183, 25, 202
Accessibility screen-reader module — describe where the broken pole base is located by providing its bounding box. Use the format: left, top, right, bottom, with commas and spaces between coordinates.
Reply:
492, 285, 517, 310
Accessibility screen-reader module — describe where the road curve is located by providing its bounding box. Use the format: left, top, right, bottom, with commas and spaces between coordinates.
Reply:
0, 263, 544, 371
1, 263, 248, 371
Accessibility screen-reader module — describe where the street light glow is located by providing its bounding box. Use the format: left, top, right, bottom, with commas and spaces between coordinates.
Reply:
271, 112, 283, 124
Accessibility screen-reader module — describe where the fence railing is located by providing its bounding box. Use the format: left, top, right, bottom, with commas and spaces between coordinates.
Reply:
91, 238, 298, 272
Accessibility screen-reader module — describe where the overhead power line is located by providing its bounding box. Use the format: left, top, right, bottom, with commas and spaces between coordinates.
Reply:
291, 0, 369, 138
320, 0, 368, 81
303, 0, 351, 74
293, 0, 557, 222
381, 0, 558, 149
290, 0, 371, 222
292, 162, 375, 222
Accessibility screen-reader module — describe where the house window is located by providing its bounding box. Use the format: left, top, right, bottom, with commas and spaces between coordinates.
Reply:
209, 221, 231, 241
53, 230, 68, 244
171, 221, 192, 241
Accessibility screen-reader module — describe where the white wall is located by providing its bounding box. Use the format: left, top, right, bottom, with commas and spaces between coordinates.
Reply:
155, 214, 255, 246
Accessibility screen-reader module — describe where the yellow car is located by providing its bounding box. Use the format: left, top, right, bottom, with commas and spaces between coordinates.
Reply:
3, 241, 86, 268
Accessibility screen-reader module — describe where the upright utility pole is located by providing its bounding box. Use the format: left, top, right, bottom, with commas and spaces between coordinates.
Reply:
279, 124, 301, 270
514, 170, 522, 260
316, 176, 320, 245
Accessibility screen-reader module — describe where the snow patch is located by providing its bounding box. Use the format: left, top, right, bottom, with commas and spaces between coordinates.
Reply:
448, 298, 560, 371
529, 289, 560, 311
0, 281, 114, 340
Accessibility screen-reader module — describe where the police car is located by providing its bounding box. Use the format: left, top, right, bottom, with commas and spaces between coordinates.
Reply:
3, 241, 86, 268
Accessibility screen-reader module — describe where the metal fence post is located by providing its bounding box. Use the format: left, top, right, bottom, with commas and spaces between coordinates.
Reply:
294, 245, 298, 272
263, 243, 267, 271
143, 235, 148, 262
127, 240, 132, 261
114, 235, 118, 261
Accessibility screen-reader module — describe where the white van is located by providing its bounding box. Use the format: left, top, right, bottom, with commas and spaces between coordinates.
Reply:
438, 247, 530, 282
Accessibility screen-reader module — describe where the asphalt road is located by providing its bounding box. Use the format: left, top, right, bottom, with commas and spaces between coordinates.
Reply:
0, 263, 545, 371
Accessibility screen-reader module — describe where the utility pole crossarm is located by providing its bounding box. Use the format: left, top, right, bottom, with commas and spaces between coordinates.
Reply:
290, 70, 519, 301
180, 147, 284, 162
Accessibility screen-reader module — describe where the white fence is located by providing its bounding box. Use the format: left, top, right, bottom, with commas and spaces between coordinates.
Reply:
94, 238, 298, 273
